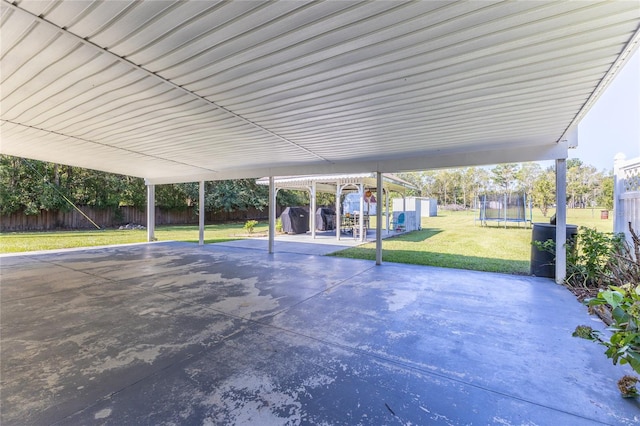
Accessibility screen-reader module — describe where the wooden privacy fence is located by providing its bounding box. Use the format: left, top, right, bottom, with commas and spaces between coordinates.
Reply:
0, 205, 280, 232
614, 154, 640, 245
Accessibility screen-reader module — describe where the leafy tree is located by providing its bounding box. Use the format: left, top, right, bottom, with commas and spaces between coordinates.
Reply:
69, 168, 124, 208
282, 189, 335, 208
210, 179, 269, 212
398, 172, 428, 197
181, 180, 269, 213
598, 175, 615, 211
532, 170, 555, 216
0, 155, 150, 212
119, 176, 147, 208
567, 162, 596, 208
464, 167, 490, 208
0, 154, 616, 220
448, 168, 463, 206
276, 189, 307, 208
491, 163, 520, 195
0, 156, 71, 215
567, 158, 584, 169
154, 183, 192, 210
516, 162, 542, 201
434, 169, 453, 205
459, 168, 474, 208
315, 191, 336, 207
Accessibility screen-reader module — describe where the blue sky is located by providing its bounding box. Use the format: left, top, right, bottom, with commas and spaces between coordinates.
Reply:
571, 49, 640, 171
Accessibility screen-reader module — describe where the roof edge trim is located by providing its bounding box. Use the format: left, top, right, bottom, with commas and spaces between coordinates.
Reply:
561, 22, 640, 142
145, 142, 568, 185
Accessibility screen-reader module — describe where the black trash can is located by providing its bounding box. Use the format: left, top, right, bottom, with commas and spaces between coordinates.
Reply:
530, 223, 578, 278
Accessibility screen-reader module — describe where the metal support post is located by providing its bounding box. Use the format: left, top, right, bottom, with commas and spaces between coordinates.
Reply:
359, 184, 365, 242
269, 176, 275, 254
198, 181, 205, 245
310, 182, 317, 239
336, 183, 341, 241
555, 159, 567, 284
376, 172, 383, 265
146, 184, 155, 242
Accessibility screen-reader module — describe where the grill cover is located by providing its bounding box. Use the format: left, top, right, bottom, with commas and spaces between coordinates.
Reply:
315, 208, 336, 231
280, 207, 309, 234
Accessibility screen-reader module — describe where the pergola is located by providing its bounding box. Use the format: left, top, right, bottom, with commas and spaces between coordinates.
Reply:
1, 1, 639, 282
257, 173, 417, 242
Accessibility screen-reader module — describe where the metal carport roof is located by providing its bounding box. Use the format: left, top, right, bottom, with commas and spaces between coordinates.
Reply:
1, 1, 639, 184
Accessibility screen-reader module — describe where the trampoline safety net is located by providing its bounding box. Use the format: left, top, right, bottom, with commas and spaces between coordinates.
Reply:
478, 193, 530, 226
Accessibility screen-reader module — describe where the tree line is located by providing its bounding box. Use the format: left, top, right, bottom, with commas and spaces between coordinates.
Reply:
398, 159, 614, 216
0, 155, 613, 218
1, 155, 276, 216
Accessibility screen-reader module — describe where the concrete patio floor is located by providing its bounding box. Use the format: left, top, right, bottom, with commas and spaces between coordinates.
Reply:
217, 228, 386, 256
1, 242, 638, 425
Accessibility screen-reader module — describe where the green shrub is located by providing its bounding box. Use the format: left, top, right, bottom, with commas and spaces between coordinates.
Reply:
575, 285, 640, 370
574, 285, 640, 396
572, 228, 625, 288
243, 220, 258, 234
572, 225, 640, 397
532, 226, 625, 288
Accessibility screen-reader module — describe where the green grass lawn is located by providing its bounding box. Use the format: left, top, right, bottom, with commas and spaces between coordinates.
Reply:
330, 208, 614, 275
1, 208, 614, 276
0, 222, 269, 253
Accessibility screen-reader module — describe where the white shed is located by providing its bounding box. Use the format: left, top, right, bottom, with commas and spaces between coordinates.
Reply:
393, 197, 437, 217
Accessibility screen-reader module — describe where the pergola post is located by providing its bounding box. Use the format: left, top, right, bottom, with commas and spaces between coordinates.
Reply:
269, 176, 275, 254
359, 184, 365, 242
402, 195, 407, 231
385, 188, 390, 233
198, 181, 205, 245
146, 184, 155, 242
555, 159, 567, 284
336, 182, 341, 241
376, 172, 383, 265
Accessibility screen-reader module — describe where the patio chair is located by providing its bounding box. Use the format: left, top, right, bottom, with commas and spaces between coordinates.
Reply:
394, 212, 406, 232
352, 225, 367, 240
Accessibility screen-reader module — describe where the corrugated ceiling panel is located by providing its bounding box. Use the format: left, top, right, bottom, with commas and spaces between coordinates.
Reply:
136, 2, 324, 74
168, 1, 436, 87
1, 1, 329, 176
214, 13, 630, 113
1, 1, 638, 181
194, 3, 501, 99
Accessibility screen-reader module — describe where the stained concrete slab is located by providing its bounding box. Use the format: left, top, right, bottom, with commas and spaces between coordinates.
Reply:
1, 242, 638, 425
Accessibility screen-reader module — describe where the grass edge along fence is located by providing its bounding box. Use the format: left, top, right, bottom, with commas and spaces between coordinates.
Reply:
0, 223, 270, 254
0, 206, 280, 232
